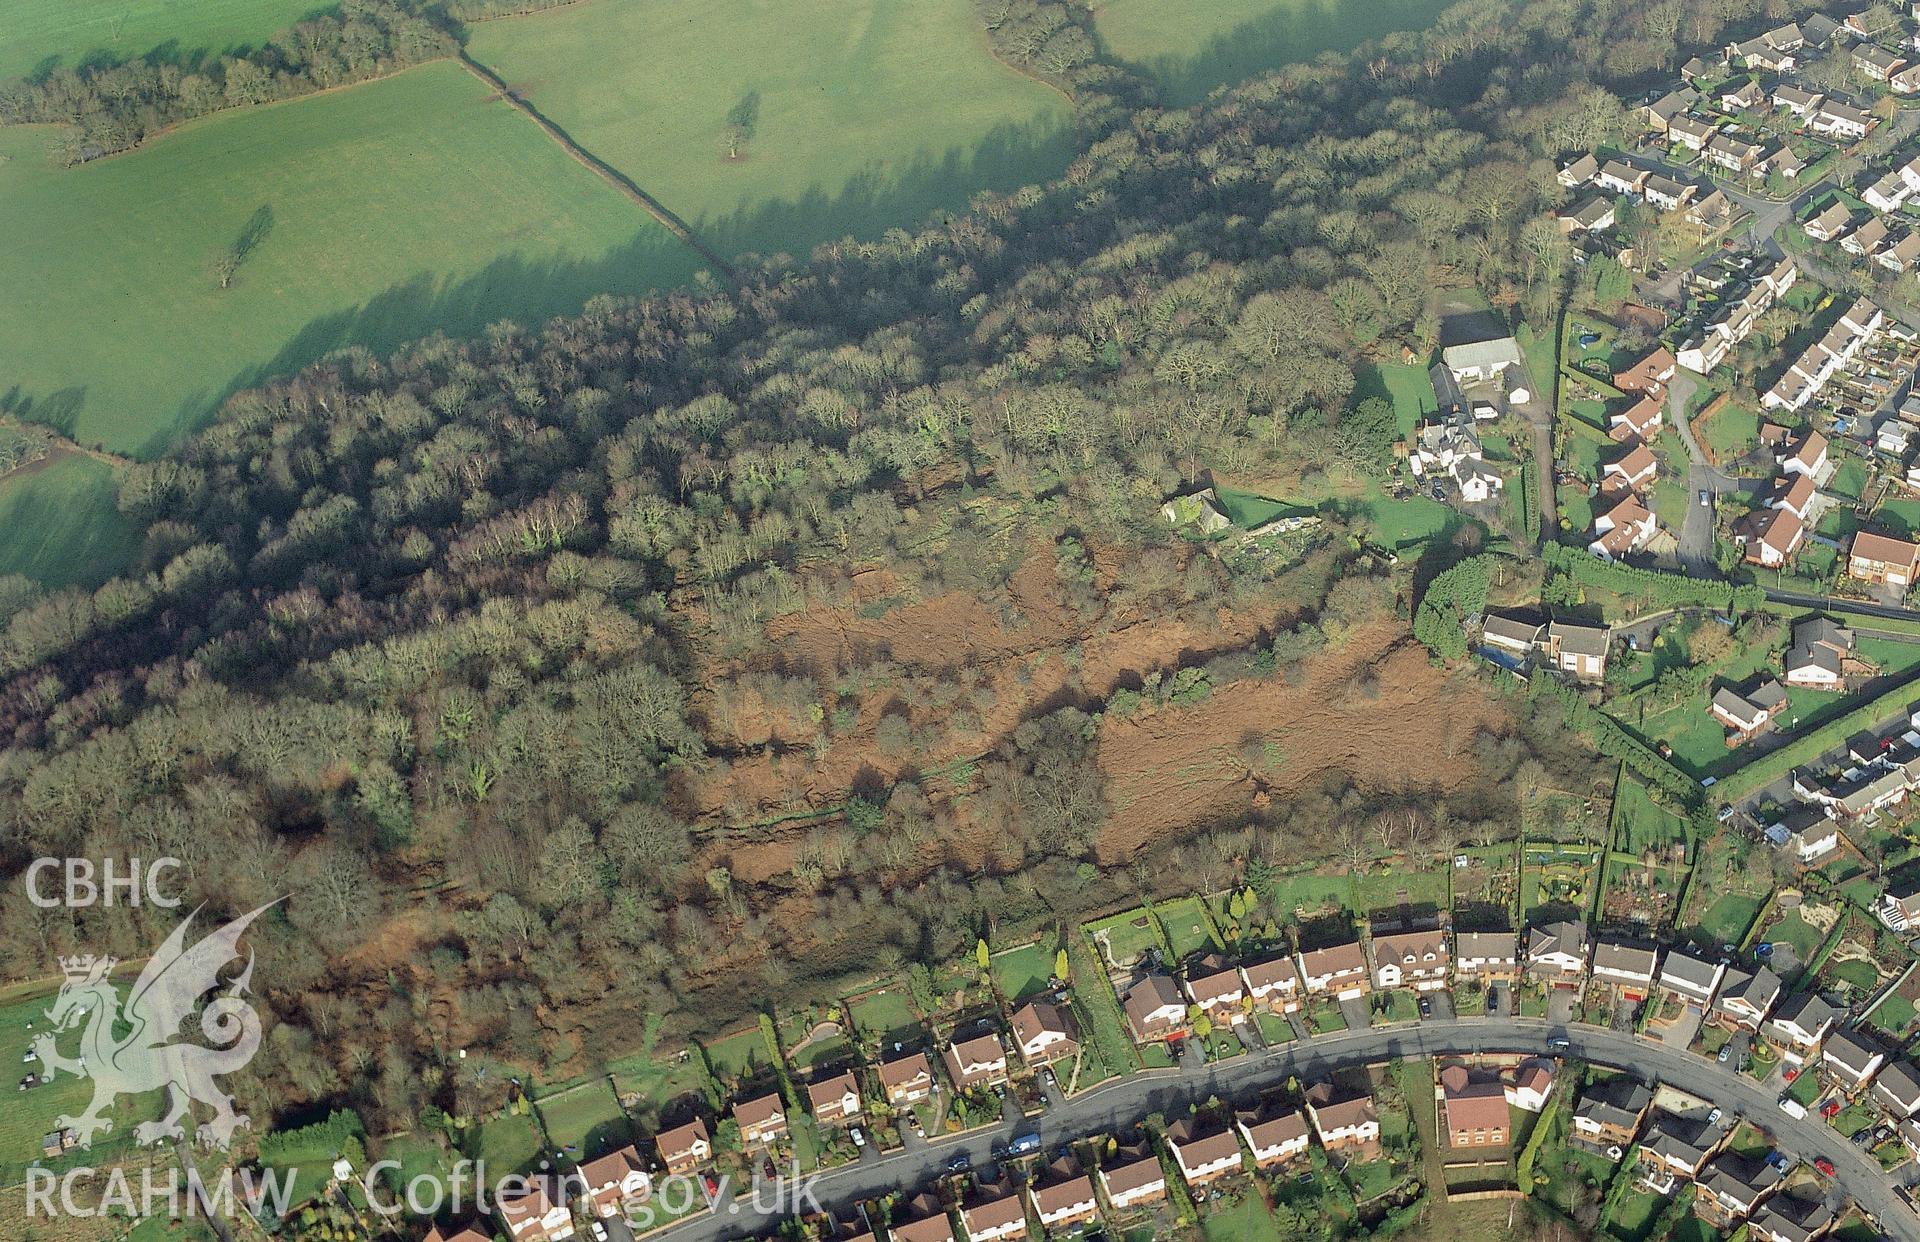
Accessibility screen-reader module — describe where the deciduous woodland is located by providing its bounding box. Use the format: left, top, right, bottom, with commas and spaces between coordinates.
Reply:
0, 0, 1807, 1134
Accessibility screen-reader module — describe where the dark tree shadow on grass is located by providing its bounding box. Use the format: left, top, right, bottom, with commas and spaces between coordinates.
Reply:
112, 114, 1079, 459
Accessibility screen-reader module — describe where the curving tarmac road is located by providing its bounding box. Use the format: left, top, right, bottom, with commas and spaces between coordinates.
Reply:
648, 1016, 1918, 1242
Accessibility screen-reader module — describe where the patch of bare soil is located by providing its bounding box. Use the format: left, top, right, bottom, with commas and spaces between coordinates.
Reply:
1093, 623, 1508, 860
684, 546, 1301, 829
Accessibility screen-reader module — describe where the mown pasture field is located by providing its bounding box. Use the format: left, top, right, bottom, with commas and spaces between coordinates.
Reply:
464, 0, 1076, 268
0, 65, 701, 460
1092, 0, 1458, 106
0, 0, 324, 83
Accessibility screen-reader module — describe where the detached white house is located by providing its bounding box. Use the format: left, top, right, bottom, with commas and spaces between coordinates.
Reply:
1371, 929, 1450, 991
1657, 950, 1726, 1008
1764, 992, 1838, 1066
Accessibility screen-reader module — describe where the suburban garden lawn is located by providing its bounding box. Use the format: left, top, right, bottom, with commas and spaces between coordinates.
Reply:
1698, 401, 1758, 462
534, 1079, 633, 1159
463, 1108, 546, 1176
845, 986, 923, 1047
465, 0, 1075, 269
0, 64, 707, 579
989, 942, 1056, 1003
1092, 0, 1457, 106
1611, 776, 1690, 857
1353, 360, 1437, 439
0, 454, 140, 586
1200, 1194, 1287, 1241
0, 0, 321, 83
1693, 892, 1766, 948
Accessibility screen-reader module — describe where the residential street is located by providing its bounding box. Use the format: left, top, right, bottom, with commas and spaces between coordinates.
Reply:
1764, 585, 1920, 624
649, 1018, 1920, 1242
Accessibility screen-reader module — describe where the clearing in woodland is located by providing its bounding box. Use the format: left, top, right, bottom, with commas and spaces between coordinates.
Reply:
1092, 0, 1459, 106
464, 0, 1076, 268
1093, 623, 1510, 859
685, 547, 1305, 831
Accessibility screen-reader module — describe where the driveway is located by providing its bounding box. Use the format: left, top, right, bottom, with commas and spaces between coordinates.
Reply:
1427, 991, 1454, 1022
644, 1018, 1920, 1242
1339, 997, 1372, 1033
1658, 1003, 1705, 1050
1664, 370, 1758, 571
1547, 989, 1576, 1025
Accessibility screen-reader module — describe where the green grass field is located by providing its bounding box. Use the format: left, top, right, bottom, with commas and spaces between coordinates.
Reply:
1213, 485, 1314, 528
1354, 867, 1447, 913
606, 1052, 708, 1133
466, 0, 1074, 267
1699, 401, 1758, 461
1693, 892, 1765, 947
1829, 458, 1869, 503
1088, 908, 1165, 967
1871, 993, 1917, 1037
702, 1028, 771, 1084
1266, 868, 1354, 919
1612, 776, 1690, 857
1603, 1186, 1664, 1242
371, 1132, 456, 1213
1877, 497, 1920, 538
0, 0, 323, 82
1762, 912, 1824, 961
0, 987, 173, 1174
0, 454, 141, 586
1353, 360, 1436, 438
1202, 1195, 1286, 1241
0, 67, 701, 460
464, 1109, 546, 1175
1093, 0, 1457, 106
989, 942, 1056, 1003
845, 986, 922, 1047
1156, 896, 1222, 959
534, 1080, 632, 1158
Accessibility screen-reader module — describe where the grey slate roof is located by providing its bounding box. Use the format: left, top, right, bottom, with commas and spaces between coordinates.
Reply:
1699, 1153, 1781, 1210
1660, 950, 1721, 995
1769, 991, 1837, 1036
1823, 1028, 1887, 1079
1573, 1078, 1650, 1132
1873, 1059, 1920, 1113
1715, 965, 1781, 1017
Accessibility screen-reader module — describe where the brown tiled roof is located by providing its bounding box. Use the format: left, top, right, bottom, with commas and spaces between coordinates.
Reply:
962, 1190, 1026, 1232
878, 1052, 931, 1090
1011, 1000, 1075, 1047
1299, 942, 1366, 975
805, 1070, 860, 1113
1853, 530, 1920, 566
1241, 955, 1299, 989
732, 1093, 784, 1128
1032, 1174, 1096, 1216
654, 1118, 708, 1161
1099, 1154, 1166, 1196
579, 1146, 645, 1190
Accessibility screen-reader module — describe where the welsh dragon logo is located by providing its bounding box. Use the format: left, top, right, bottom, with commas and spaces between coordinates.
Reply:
35, 904, 274, 1150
